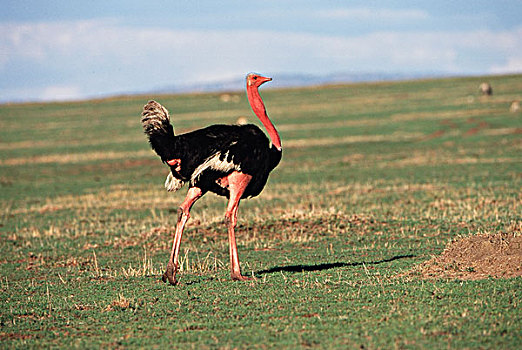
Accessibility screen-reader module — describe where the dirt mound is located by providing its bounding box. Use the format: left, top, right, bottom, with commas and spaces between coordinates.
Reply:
411, 232, 521, 280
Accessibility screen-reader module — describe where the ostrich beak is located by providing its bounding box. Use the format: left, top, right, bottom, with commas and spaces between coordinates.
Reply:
258, 76, 272, 86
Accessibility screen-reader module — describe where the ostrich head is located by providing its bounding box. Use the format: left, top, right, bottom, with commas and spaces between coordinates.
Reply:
247, 73, 272, 87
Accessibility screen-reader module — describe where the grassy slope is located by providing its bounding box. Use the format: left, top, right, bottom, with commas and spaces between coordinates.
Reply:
0, 75, 521, 348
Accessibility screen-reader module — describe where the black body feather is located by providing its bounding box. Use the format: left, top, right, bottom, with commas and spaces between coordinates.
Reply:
141, 101, 281, 199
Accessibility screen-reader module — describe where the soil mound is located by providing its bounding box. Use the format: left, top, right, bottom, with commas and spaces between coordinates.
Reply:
411, 232, 521, 280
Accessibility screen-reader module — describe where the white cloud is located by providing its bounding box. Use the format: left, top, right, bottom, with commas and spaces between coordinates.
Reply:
318, 7, 429, 21
0, 85, 84, 103
1, 19, 521, 102
490, 57, 522, 74
39, 85, 83, 101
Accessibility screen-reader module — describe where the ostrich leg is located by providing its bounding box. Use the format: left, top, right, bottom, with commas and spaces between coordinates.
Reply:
223, 171, 253, 281
162, 186, 203, 285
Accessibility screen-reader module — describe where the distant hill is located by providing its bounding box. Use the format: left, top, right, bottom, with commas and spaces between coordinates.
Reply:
151, 72, 448, 94
1, 71, 453, 104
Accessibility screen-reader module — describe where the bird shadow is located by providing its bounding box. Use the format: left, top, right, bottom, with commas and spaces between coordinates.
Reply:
254, 254, 416, 276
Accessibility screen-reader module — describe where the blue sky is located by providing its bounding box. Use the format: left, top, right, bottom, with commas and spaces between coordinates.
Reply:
1, 1, 521, 102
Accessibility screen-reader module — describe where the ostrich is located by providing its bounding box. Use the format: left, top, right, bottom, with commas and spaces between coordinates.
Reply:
141, 73, 282, 285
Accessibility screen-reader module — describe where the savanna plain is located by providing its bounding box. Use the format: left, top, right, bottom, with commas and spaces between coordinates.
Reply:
0, 75, 521, 348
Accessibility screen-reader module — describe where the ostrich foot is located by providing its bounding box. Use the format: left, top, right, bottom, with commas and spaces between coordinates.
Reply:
161, 263, 179, 286
231, 273, 254, 281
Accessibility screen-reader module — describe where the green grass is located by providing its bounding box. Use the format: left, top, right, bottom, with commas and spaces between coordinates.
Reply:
1, 75, 521, 348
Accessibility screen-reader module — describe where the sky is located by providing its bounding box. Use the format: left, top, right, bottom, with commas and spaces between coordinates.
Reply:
1, 0, 521, 102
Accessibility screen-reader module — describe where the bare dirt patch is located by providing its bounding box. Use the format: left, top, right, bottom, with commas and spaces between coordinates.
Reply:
410, 232, 521, 280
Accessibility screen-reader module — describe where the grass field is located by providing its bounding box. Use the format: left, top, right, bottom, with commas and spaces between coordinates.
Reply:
1, 75, 521, 348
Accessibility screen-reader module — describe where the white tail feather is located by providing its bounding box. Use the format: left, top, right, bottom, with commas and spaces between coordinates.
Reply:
165, 172, 185, 192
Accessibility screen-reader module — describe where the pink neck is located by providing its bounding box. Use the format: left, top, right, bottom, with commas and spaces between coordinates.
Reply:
247, 85, 282, 150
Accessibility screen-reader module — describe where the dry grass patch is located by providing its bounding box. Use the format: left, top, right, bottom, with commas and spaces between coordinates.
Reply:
11, 184, 173, 215
0, 150, 153, 166
383, 155, 521, 169
284, 132, 423, 148
390, 108, 505, 123
105, 293, 135, 311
